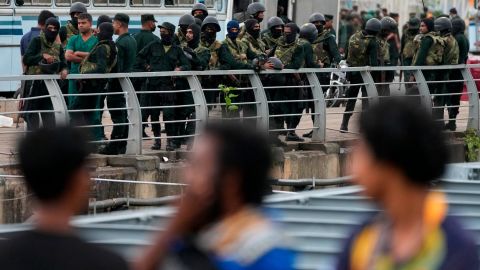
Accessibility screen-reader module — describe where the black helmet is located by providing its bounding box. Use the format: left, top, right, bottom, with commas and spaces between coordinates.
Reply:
179, 14, 195, 26
268, 57, 283, 70
299, 23, 318, 42
451, 17, 466, 33
381, 16, 397, 31
434, 17, 452, 32
39, 59, 60, 74
191, 3, 208, 16
70, 2, 87, 15
201, 16, 221, 32
365, 18, 381, 34
309, 13, 326, 24
267, 16, 284, 29
247, 2, 265, 17
408, 17, 421, 30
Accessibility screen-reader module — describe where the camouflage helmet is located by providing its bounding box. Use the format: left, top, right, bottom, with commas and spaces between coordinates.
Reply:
381, 16, 397, 31
365, 18, 381, 34
299, 23, 318, 42
70, 2, 87, 15
309, 13, 326, 24
201, 16, 221, 32
39, 59, 60, 74
179, 14, 195, 26
268, 57, 283, 70
247, 2, 265, 17
191, 3, 208, 16
434, 17, 452, 32
267, 16, 284, 29
451, 17, 466, 33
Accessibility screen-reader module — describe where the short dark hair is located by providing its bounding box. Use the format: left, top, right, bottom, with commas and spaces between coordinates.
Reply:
97, 15, 112, 28
77, 12, 93, 23
38, 10, 55, 26
359, 98, 448, 186
204, 123, 272, 205
18, 126, 90, 202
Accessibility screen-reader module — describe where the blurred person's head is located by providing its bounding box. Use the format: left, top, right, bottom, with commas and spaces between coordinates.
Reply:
18, 126, 91, 216
450, 7, 458, 18
96, 15, 112, 29
37, 10, 55, 29
184, 123, 272, 221
351, 99, 448, 201
113, 13, 129, 35
420, 18, 434, 34
77, 13, 92, 34
141, 14, 157, 32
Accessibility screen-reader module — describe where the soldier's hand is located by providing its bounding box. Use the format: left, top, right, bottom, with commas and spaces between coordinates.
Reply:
263, 62, 274, 70
174, 67, 182, 71
60, 69, 68, 80
43, 54, 54, 64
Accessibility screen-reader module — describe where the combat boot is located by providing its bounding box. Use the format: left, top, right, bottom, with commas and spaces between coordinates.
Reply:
166, 139, 177, 151
151, 139, 161, 150
286, 132, 304, 142
340, 115, 350, 133
445, 120, 457, 131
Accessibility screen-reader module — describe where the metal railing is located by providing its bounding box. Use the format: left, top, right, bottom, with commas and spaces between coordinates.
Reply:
0, 64, 478, 155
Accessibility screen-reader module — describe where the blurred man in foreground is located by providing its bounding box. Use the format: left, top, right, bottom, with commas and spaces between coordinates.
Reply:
336, 99, 479, 270
135, 123, 296, 270
0, 126, 128, 270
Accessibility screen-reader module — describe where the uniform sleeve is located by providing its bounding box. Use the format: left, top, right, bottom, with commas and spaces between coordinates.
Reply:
218, 44, 253, 70
413, 36, 433, 66
458, 37, 469, 64
22, 37, 43, 66
134, 42, 151, 72
115, 40, 126, 72
59, 26, 67, 44
192, 48, 210, 70
367, 39, 378, 67
327, 36, 341, 65
66, 35, 77, 51
59, 47, 67, 70
303, 44, 320, 68
176, 47, 191, 71
84, 46, 108, 74
285, 45, 305, 69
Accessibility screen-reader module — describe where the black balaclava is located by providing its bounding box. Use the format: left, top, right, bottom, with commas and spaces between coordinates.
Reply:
180, 25, 188, 35
161, 29, 173, 45
315, 22, 324, 33
187, 23, 201, 48
70, 14, 78, 29
194, 11, 206, 22
98, 22, 114, 41
284, 23, 298, 44
271, 26, 283, 39
204, 26, 217, 44
245, 19, 259, 39
44, 17, 60, 43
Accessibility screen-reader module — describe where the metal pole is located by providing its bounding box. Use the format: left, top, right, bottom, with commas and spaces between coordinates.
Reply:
305, 72, 326, 142
248, 73, 269, 131
461, 67, 480, 131
412, 69, 433, 111
118, 77, 142, 155
186, 75, 208, 144
43, 79, 69, 125
359, 70, 379, 105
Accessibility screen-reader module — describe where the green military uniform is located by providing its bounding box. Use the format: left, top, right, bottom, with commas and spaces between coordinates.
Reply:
173, 29, 188, 47
59, 21, 79, 47
66, 33, 98, 108
312, 29, 341, 92
135, 39, 190, 147
374, 36, 391, 96
401, 30, 417, 90
23, 32, 67, 130
102, 32, 137, 155
72, 40, 117, 141
262, 31, 282, 53
134, 30, 160, 53
241, 31, 267, 56
441, 33, 459, 126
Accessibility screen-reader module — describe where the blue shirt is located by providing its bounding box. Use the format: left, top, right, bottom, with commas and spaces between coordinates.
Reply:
20, 27, 41, 56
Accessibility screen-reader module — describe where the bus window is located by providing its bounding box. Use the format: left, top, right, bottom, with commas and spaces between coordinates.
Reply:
130, 0, 159, 6
55, 0, 88, 6
233, 0, 255, 22
165, 0, 214, 7
93, 0, 125, 6
20, 0, 51, 5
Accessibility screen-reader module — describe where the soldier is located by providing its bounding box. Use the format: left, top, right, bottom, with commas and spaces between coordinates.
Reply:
272, 22, 306, 142
191, 2, 208, 22
262, 16, 284, 53
324, 14, 336, 36
238, 2, 265, 39
94, 15, 112, 35
73, 22, 117, 142
65, 13, 97, 109
23, 17, 68, 130
241, 19, 267, 56
174, 14, 195, 47
375, 16, 395, 97
401, 17, 420, 92
446, 18, 469, 131
135, 22, 190, 151
99, 13, 137, 155
59, 2, 87, 46
340, 18, 379, 132
133, 14, 160, 137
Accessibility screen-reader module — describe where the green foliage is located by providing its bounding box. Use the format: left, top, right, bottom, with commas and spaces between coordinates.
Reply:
219, 84, 239, 114
465, 128, 480, 162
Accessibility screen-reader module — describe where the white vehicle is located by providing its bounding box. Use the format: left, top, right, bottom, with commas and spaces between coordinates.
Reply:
324, 60, 348, 108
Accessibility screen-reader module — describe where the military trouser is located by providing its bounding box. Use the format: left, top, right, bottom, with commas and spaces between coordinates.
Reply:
202, 75, 223, 112
403, 58, 416, 93
447, 69, 463, 121
106, 79, 129, 153
133, 78, 151, 133
174, 78, 195, 144
147, 83, 181, 141
70, 80, 105, 141
263, 74, 287, 132
424, 70, 445, 125
372, 70, 392, 97
23, 80, 55, 131
343, 72, 367, 124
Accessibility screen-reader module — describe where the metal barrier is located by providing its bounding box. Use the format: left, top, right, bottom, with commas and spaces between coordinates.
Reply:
0, 64, 478, 156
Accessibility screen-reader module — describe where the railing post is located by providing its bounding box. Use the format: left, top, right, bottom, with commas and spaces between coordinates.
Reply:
118, 77, 142, 155
359, 69, 379, 105
305, 72, 326, 142
461, 66, 480, 131
248, 73, 269, 131
43, 79, 69, 125
186, 75, 208, 139
412, 69, 433, 111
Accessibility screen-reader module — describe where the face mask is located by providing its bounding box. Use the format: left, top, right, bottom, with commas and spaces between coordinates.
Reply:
180, 25, 188, 35
44, 29, 58, 43
71, 16, 78, 29
315, 24, 323, 33
227, 31, 239, 40
247, 28, 260, 39
285, 33, 296, 44
161, 33, 173, 45
194, 14, 206, 21
204, 31, 216, 44
256, 16, 263, 23
271, 28, 282, 38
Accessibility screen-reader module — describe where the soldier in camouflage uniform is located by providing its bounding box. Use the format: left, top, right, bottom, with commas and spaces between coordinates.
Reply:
135, 22, 191, 151
401, 17, 420, 92
241, 19, 267, 56
375, 16, 394, 97
191, 3, 208, 22
59, 2, 87, 47
174, 14, 195, 47
238, 2, 265, 40
23, 17, 68, 130
262, 17, 284, 54
446, 18, 469, 131
73, 22, 117, 142
340, 18, 380, 132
